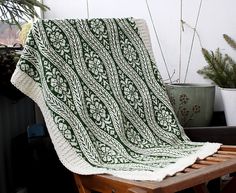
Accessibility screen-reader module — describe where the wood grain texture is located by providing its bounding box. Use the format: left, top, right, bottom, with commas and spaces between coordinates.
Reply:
74, 144, 236, 193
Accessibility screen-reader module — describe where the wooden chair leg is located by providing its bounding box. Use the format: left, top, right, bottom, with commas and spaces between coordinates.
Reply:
74, 174, 91, 193
221, 176, 236, 193
193, 183, 209, 193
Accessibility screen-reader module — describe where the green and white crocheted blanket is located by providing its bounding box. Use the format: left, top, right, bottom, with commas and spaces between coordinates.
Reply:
11, 18, 221, 181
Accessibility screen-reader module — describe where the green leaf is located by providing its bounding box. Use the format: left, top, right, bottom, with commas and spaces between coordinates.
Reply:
223, 34, 236, 51
0, 0, 50, 29
199, 47, 236, 88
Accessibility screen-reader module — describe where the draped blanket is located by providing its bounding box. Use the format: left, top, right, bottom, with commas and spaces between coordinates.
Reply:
11, 18, 221, 181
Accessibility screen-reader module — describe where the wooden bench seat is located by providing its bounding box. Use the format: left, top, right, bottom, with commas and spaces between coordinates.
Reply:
74, 145, 236, 193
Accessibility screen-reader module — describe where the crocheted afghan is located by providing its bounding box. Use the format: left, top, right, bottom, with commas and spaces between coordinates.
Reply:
11, 18, 221, 181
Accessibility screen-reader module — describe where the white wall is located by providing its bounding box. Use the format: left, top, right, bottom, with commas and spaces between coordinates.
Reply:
43, 0, 236, 111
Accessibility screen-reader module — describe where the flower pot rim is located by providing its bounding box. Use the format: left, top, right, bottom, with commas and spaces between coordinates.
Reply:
220, 87, 236, 91
165, 83, 215, 88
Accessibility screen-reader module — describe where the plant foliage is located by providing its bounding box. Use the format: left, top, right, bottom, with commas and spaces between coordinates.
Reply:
0, 0, 49, 29
223, 34, 236, 51
198, 35, 236, 88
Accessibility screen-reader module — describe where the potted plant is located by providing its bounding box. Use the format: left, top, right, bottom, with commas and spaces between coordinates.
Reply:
0, 0, 49, 100
0, 0, 49, 28
198, 34, 236, 126
164, 1, 215, 127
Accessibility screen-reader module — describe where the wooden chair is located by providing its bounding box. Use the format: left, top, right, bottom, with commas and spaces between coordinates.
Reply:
14, 17, 236, 193
74, 145, 236, 193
